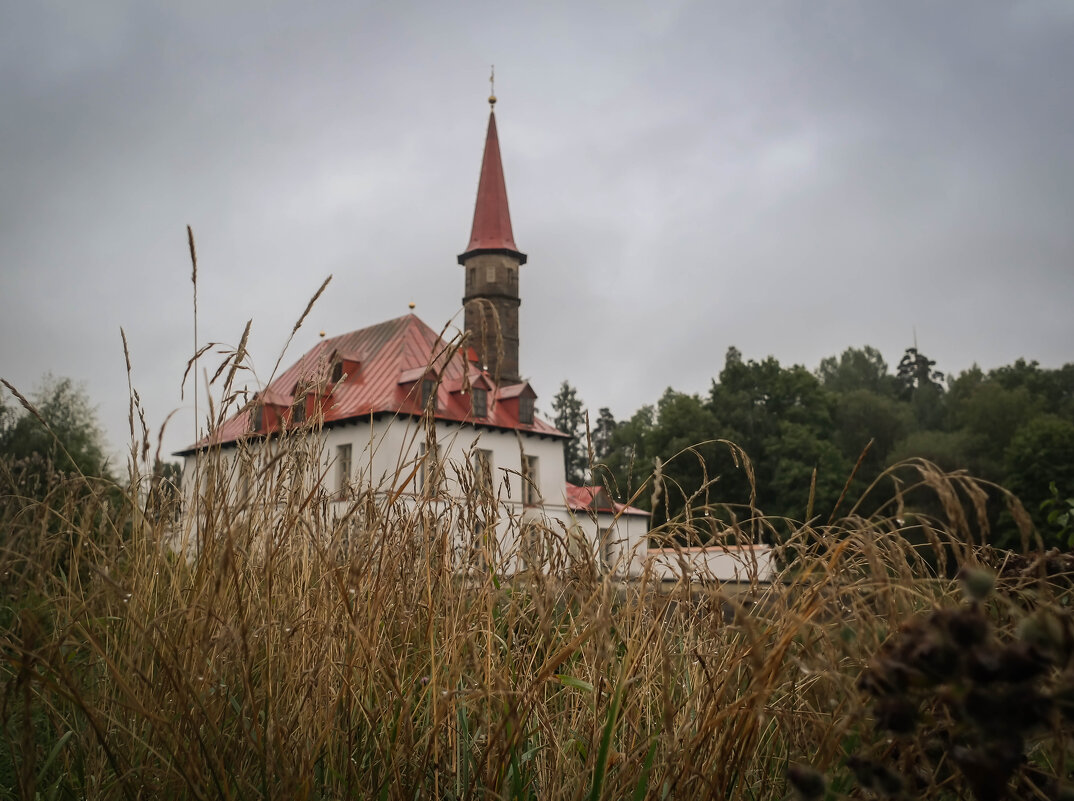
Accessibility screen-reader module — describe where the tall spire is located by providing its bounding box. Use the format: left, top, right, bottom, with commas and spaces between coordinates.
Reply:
458, 106, 527, 264
458, 92, 527, 384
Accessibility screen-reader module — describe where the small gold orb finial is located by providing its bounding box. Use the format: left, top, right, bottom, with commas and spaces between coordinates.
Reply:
488, 65, 496, 109
408, 302, 416, 310
319, 331, 326, 338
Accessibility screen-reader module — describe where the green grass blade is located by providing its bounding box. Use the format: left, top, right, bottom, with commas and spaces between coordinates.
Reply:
588, 680, 624, 801
630, 738, 658, 801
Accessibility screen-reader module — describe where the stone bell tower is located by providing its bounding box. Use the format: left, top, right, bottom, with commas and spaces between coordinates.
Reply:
458, 91, 526, 384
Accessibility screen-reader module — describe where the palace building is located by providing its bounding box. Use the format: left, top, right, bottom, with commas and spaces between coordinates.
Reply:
177, 95, 771, 584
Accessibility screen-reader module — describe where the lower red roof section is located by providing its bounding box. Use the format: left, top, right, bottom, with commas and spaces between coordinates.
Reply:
565, 482, 650, 518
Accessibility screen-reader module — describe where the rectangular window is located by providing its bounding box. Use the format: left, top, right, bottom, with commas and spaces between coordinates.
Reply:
336, 443, 352, 497
520, 521, 545, 571
519, 395, 534, 425
291, 397, 306, 425
421, 379, 436, 412
250, 404, 264, 432
238, 455, 254, 506
471, 519, 488, 571
473, 448, 493, 497
599, 527, 613, 572
522, 454, 540, 506
419, 440, 440, 497
291, 451, 307, 497
418, 442, 426, 493
472, 387, 487, 418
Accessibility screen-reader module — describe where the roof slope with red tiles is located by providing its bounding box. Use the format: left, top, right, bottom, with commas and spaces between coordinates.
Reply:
565, 482, 650, 518
179, 313, 566, 453
458, 111, 526, 263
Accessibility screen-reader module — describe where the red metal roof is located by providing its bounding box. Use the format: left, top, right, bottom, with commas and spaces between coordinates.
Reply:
565, 482, 650, 518
496, 381, 535, 400
458, 111, 526, 263
180, 314, 566, 453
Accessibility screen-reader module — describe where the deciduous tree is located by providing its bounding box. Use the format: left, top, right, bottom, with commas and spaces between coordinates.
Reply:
1005, 415, 1074, 545
551, 380, 587, 484
0, 375, 111, 482
817, 345, 894, 396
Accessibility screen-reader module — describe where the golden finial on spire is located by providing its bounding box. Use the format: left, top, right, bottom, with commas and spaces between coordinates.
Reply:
488, 65, 496, 108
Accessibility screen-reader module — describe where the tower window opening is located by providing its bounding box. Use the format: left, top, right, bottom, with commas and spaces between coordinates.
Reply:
331, 360, 344, 383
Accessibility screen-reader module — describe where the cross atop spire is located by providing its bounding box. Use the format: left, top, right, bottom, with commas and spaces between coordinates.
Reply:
458, 98, 527, 264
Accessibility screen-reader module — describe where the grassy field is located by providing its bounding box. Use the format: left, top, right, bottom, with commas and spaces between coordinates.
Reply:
3, 406, 1073, 801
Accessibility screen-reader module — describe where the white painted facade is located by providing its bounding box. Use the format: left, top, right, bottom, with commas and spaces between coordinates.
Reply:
180, 414, 777, 583
180, 412, 580, 574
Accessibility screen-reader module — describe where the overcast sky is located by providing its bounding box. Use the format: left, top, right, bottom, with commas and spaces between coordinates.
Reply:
2, 1, 1072, 465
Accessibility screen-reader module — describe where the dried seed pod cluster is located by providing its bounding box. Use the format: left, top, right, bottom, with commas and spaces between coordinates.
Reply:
842, 569, 1074, 801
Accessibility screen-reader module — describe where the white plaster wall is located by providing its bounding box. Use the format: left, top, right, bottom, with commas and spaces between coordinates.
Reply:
179, 425, 775, 585
645, 546, 776, 583
181, 415, 572, 576
170, 418, 789, 589
327, 416, 571, 575
566, 510, 651, 577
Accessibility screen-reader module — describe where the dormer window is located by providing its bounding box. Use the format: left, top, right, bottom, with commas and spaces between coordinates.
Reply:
329, 351, 360, 385
421, 379, 436, 412
472, 387, 488, 418
291, 397, 306, 425
519, 395, 534, 425
250, 404, 264, 433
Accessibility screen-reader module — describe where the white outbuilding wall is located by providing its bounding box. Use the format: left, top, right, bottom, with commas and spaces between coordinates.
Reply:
645, 545, 776, 583
563, 507, 650, 578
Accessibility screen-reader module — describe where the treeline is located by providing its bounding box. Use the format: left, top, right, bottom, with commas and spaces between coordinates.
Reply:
552, 346, 1074, 550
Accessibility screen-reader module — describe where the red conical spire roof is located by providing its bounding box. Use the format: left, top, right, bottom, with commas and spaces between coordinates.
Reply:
459, 110, 527, 264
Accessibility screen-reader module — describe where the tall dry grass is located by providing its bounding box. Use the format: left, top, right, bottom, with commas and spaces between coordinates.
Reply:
2, 263, 1071, 798
4, 385, 1072, 800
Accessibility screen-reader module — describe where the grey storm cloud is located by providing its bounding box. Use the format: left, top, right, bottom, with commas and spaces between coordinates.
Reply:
1, 1, 1072, 463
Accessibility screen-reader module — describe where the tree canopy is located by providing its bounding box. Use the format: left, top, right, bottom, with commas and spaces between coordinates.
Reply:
563, 347, 1074, 550
551, 381, 587, 485
0, 375, 112, 484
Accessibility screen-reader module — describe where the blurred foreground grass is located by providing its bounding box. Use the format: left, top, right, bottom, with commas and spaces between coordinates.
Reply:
2, 434, 1073, 800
